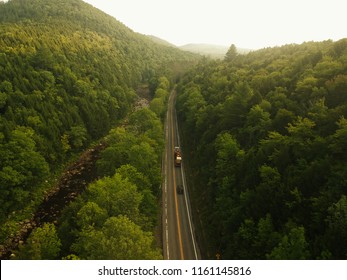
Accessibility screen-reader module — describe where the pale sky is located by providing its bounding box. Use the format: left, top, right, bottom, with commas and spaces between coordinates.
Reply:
82, 0, 346, 49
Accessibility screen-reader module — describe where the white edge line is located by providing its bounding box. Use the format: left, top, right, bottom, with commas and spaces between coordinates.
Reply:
163, 107, 170, 260
174, 107, 199, 260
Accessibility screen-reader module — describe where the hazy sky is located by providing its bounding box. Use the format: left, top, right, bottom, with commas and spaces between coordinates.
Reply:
82, 0, 346, 49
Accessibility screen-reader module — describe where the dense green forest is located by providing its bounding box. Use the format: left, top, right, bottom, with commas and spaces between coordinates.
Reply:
177, 40, 347, 259
0, 0, 196, 258
17, 105, 167, 259
2, 0, 347, 261
12, 77, 170, 259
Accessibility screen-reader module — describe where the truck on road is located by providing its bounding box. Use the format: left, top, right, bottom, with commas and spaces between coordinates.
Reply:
174, 146, 182, 167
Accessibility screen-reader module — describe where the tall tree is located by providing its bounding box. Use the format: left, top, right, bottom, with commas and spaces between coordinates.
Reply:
225, 44, 238, 62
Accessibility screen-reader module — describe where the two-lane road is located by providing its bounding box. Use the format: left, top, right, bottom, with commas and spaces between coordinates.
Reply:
162, 90, 199, 260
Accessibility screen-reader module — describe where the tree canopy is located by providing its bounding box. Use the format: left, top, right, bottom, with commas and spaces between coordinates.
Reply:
0, 0, 196, 258
0, 0, 199, 258
177, 39, 347, 259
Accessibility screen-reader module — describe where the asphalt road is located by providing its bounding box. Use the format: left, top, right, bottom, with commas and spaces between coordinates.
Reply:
162, 90, 199, 260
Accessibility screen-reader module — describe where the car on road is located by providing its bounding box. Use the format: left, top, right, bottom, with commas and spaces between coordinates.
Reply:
176, 184, 184, 194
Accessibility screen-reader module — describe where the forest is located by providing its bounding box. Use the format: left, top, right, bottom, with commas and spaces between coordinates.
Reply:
176, 40, 347, 259
0, 0, 196, 259
1, 0, 347, 261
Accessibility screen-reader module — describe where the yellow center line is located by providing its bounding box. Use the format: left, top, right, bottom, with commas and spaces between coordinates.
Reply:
170, 95, 184, 260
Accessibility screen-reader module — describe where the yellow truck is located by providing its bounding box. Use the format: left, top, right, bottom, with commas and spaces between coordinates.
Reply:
174, 146, 182, 167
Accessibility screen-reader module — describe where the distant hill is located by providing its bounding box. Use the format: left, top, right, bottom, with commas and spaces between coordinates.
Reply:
145, 37, 253, 59
180, 43, 252, 59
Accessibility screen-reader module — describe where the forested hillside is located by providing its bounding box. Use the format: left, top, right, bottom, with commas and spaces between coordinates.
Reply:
0, 0, 197, 258
177, 40, 347, 259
